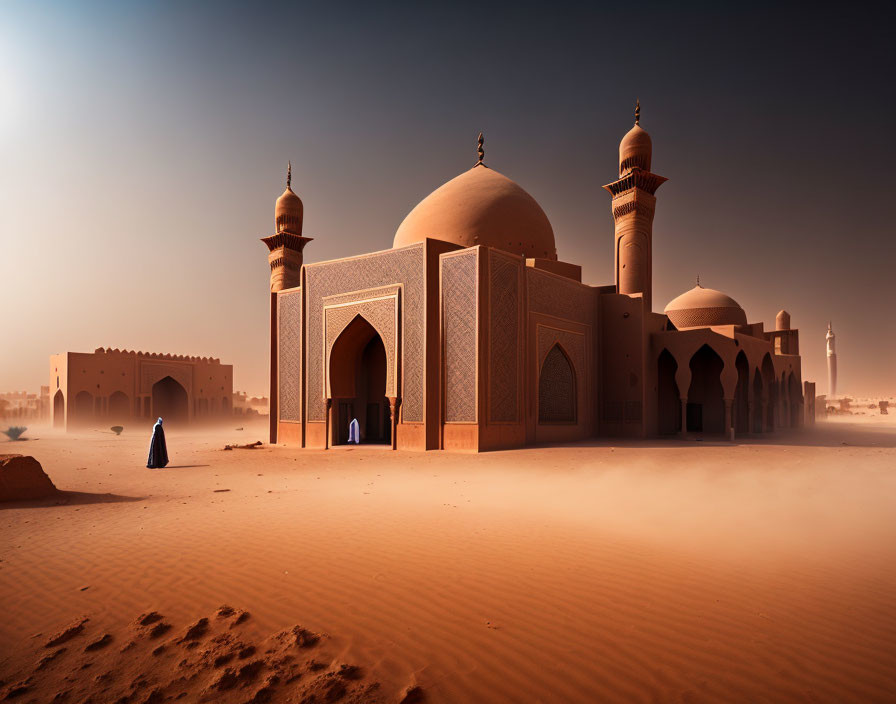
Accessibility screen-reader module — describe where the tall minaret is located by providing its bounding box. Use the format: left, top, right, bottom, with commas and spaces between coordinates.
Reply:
826, 322, 837, 398
603, 101, 667, 311
261, 162, 312, 443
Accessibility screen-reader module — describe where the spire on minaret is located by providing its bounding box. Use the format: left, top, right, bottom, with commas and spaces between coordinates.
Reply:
476, 132, 485, 166
286, 161, 292, 190
635, 99, 640, 126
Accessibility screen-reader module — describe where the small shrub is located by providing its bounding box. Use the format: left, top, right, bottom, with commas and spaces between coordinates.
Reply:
2, 426, 27, 441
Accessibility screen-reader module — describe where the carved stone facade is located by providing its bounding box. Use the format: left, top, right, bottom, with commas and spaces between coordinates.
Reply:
304, 246, 425, 423
278, 290, 302, 422
442, 250, 478, 424
488, 252, 521, 424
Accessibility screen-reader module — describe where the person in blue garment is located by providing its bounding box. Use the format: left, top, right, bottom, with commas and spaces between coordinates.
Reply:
348, 418, 360, 444
146, 417, 169, 468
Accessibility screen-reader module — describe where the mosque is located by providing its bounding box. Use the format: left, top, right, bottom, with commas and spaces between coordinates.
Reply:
262, 104, 810, 451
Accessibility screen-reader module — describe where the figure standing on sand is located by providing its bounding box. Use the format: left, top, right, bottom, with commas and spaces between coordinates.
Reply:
147, 417, 169, 469
348, 418, 360, 445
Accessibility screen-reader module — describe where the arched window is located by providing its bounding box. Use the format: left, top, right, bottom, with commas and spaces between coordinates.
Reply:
538, 344, 576, 423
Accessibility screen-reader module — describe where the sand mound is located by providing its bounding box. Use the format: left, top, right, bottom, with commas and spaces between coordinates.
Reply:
0, 606, 397, 703
0, 454, 58, 502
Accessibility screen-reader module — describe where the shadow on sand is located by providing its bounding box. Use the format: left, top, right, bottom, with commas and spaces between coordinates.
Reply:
0, 490, 145, 511
164, 464, 210, 469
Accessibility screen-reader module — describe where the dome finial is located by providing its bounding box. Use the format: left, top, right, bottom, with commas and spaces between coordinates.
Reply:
635, 99, 640, 126
476, 132, 485, 166
696, 274, 700, 287
286, 160, 292, 189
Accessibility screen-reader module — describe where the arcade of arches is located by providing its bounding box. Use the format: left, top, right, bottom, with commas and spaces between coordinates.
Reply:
655, 340, 804, 438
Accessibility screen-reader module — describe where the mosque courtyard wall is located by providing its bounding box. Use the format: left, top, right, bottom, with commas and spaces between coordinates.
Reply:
49, 349, 233, 430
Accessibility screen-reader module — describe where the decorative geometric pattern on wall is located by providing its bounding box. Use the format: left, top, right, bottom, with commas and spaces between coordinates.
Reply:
538, 345, 576, 423
140, 363, 193, 396
279, 290, 302, 422
442, 250, 478, 423
536, 325, 586, 425
489, 253, 520, 423
305, 246, 425, 422
528, 270, 595, 323
324, 294, 398, 398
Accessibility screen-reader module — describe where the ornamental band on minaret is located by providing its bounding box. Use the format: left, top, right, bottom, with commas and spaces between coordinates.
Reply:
603, 100, 667, 311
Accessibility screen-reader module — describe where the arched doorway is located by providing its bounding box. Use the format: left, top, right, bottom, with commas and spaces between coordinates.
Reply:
657, 349, 680, 435
751, 370, 763, 432
108, 391, 130, 422
734, 352, 750, 434
538, 344, 576, 424
687, 345, 725, 434
761, 354, 776, 431
73, 390, 94, 425
788, 372, 802, 427
152, 376, 189, 425
329, 315, 389, 445
53, 390, 65, 428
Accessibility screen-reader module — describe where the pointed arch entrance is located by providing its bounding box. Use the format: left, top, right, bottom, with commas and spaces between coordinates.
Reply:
73, 390, 94, 426
657, 349, 681, 435
751, 370, 763, 433
538, 344, 576, 424
761, 354, 776, 431
687, 344, 725, 434
108, 391, 130, 421
53, 390, 65, 428
328, 315, 390, 446
152, 376, 188, 425
734, 351, 750, 435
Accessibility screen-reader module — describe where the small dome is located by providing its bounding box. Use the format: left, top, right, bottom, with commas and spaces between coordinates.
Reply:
275, 186, 303, 235
664, 285, 748, 329
775, 310, 791, 331
393, 165, 557, 260
619, 124, 652, 176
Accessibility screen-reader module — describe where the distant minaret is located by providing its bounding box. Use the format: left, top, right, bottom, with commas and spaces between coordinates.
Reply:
826, 322, 837, 398
603, 100, 667, 311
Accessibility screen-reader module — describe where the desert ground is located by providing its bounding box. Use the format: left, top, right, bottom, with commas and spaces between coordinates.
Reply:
2, 416, 895, 703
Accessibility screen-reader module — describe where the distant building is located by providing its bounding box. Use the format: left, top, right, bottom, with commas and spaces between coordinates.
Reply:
232, 392, 269, 416
826, 322, 837, 398
262, 104, 808, 450
0, 388, 49, 421
50, 348, 233, 430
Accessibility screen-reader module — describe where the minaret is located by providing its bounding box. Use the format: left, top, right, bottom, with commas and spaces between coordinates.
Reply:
826, 322, 837, 398
603, 101, 667, 311
261, 162, 312, 443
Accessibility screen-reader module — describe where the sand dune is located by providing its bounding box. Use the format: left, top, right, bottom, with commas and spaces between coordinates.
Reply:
1, 418, 895, 702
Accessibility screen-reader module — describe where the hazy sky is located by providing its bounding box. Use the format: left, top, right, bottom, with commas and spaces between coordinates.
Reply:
1, 1, 893, 397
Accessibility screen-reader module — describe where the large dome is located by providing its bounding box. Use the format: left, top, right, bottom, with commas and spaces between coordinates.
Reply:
664, 284, 748, 329
393, 165, 557, 260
